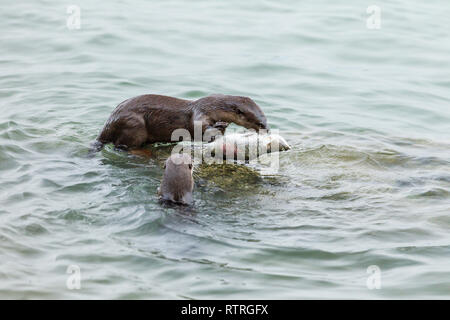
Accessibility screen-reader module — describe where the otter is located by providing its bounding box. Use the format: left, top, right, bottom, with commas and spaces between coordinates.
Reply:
158, 153, 194, 205
91, 94, 268, 152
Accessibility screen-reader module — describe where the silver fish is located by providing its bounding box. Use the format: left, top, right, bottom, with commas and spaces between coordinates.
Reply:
203, 132, 291, 161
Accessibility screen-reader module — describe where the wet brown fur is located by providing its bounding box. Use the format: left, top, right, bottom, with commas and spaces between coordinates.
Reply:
158, 153, 194, 205
94, 94, 268, 150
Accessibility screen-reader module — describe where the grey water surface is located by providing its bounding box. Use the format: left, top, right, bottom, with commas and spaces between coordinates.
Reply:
0, 0, 449, 299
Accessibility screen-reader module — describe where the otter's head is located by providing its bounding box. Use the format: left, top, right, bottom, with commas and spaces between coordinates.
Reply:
198, 94, 269, 132
159, 153, 194, 205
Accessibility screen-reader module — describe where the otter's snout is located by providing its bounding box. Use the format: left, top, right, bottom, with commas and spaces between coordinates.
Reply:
252, 116, 269, 133
258, 119, 269, 131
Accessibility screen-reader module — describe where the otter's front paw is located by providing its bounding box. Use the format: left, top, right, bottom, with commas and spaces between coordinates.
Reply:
212, 121, 229, 134
204, 122, 228, 142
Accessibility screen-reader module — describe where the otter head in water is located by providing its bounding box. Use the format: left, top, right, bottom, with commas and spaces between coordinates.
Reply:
158, 153, 194, 206
193, 94, 269, 132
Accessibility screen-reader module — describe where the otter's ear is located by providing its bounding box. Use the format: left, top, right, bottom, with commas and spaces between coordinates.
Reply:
188, 164, 193, 170
163, 163, 166, 169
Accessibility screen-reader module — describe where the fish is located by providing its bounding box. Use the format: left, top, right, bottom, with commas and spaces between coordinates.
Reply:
203, 132, 291, 161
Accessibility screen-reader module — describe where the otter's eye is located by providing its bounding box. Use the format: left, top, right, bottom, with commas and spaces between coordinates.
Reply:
236, 109, 244, 115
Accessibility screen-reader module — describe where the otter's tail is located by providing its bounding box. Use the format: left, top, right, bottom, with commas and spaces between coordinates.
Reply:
87, 140, 105, 158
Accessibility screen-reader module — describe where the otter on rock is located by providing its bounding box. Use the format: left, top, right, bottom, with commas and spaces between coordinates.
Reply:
158, 153, 194, 205
91, 94, 268, 152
